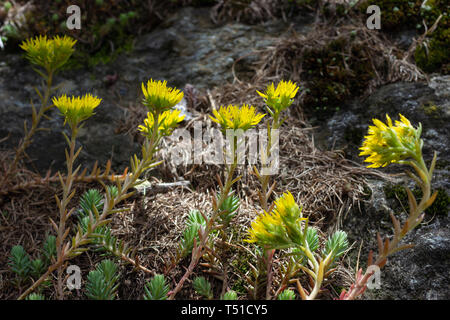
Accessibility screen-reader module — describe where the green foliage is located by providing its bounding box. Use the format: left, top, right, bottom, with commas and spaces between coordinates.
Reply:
323, 230, 349, 267
143, 274, 170, 300
359, 0, 449, 73
78, 189, 103, 216
107, 185, 119, 198
9, 245, 31, 281
26, 293, 45, 300
291, 227, 319, 264
42, 235, 56, 265
76, 187, 130, 257
415, 0, 449, 74
9, 235, 57, 288
359, 0, 424, 31
86, 259, 119, 300
302, 38, 376, 120
278, 289, 296, 300
305, 227, 319, 252
30, 259, 46, 279
4, 2, 12, 11
178, 210, 207, 258
218, 192, 240, 225
193, 276, 213, 299
385, 184, 449, 217
222, 290, 238, 300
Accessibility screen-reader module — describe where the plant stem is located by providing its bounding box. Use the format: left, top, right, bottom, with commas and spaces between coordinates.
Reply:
169, 134, 239, 300
3, 71, 54, 183
56, 125, 78, 300
19, 118, 161, 300
255, 118, 279, 299
341, 153, 436, 300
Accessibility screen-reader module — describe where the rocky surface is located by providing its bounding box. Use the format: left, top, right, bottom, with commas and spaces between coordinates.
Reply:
0, 7, 312, 173
0, 6, 448, 300
329, 76, 450, 300
318, 76, 450, 189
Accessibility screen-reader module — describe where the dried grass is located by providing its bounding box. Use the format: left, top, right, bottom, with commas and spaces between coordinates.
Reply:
254, 21, 426, 100
0, 2, 417, 300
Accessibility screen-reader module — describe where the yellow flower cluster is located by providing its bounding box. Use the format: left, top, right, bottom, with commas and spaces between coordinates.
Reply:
138, 109, 185, 138
141, 79, 184, 113
359, 114, 422, 168
257, 80, 299, 117
246, 191, 306, 249
20, 35, 77, 73
210, 104, 265, 133
52, 94, 102, 129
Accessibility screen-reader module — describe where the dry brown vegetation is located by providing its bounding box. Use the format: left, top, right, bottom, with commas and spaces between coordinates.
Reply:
1, 0, 442, 300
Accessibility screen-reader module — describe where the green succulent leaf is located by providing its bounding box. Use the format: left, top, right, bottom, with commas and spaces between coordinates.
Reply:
9, 245, 31, 280
217, 191, 240, 225
143, 274, 169, 300
42, 235, 56, 265
305, 227, 319, 252
193, 276, 213, 300
178, 210, 206, 258
30, 259, 46, 279
187, 210, 206, 227
86, 259, 119, 300
278, 289, 296, 300
26, 293, 45, 300
222, 290, 238, 300
78, 189, 103, 217
290, 227, 319, 265
323, 230, 348, 268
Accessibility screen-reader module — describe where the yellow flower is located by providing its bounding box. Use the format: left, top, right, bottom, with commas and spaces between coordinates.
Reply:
20, 35, 76, 73
257, 80, 299, 116
210, 104, 265, 132
245, 191, 305, 249
138, 109, 185, 138
52, 94, 102, 129
359, 114, 421, 168
141, 79, 183, 113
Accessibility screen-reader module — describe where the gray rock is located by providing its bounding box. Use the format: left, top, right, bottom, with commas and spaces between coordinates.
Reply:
333, 79, 450, 300
319, 79, 450, 187
0, 7, 294, 173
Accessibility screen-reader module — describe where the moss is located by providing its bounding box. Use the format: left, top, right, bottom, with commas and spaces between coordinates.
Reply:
68, 38, 134, 69
2, 0, 160, 67
301, 37, 378, 120
414, 0, 449, 74
384, 184, 449, 216
358, 0, 449, 74
420, 102, 443, 118
435, 159, 450, 170
230, 251, 251, 295
344, 126, 365, 146
359, 0, 423, 31
231, 278, 247, 294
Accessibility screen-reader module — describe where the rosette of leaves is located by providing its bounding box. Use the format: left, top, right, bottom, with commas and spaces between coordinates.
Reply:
76, 187, 131, 258
86, 259, 120, 300
9, 234, 57, 286
26, 293, 45, 300
143, 274, 170, 300
222, 290, 238, 300
178, 210, 207, 259
193, 276, 213, 300
217, 191, 240, 226
278, 289, 296, 300
9, 245, 31, 283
